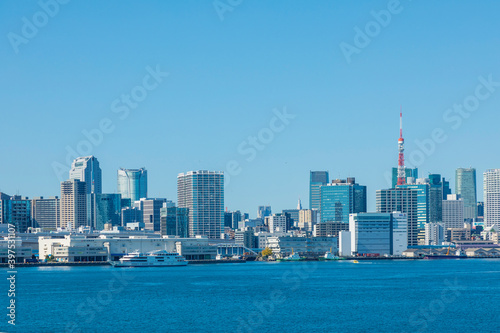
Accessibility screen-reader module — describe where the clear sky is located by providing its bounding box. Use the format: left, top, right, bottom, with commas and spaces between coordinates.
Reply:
1, 0, 500, 216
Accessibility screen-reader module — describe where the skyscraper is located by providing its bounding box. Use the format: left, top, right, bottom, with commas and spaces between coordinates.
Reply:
376, 188, 418, 246
60, 179, 87, 230
442, 194, 464, 229
257, 206, 272, 219
4, 196, 31, 233
135, 198, 169, 232
69, 156, 102, 194
31, 196, 60, 230
310, 171, 329, 211
177, 171, 224, 239
484, 169, 500, 227
397, 179, 430, 228
160, 204, 189, 238
456, 168, 477, 220
117, 168, 148, 202
320, 178, 366, 223
92, 193, 122, 230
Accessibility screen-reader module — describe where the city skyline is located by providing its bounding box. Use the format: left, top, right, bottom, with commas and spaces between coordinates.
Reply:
1, 1, 500, 215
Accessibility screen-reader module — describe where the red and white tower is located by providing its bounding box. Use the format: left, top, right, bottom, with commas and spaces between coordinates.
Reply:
397, 109, 406, 186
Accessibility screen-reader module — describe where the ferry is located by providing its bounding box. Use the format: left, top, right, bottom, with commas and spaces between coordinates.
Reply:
112, 250, 188, 267
319, 248, 342, 261
277, 249, 303, 261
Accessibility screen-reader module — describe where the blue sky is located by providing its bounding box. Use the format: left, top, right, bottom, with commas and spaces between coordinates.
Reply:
1, 0, 499, 215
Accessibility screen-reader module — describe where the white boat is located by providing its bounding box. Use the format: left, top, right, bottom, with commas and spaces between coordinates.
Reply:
112, 250, 188, 267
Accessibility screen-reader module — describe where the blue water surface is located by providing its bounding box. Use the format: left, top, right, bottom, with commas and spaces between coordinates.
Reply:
1, 259, 499, 333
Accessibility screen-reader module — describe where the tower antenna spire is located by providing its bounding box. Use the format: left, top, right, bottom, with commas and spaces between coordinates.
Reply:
397, 107, 406, 186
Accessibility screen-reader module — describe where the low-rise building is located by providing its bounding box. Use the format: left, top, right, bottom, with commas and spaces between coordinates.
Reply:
266, 236, 337, 256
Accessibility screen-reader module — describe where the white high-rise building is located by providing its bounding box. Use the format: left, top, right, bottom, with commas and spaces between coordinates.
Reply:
424, 222, 445, 246
442, 194, 465, 229
69, 156, 102, 195
60, 179, 87, 230
266, 214, 287, 233
484, 169, 500, 227
117, 168, 148, 202
349, 212, 407, 256
177, 171, 224, 239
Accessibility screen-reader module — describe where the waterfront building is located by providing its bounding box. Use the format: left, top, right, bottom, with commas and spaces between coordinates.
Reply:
349, 212, 407, 256
320, 178, 366, 223
31, 196, 60, 230
160, 204, 189, 238
338, 231, 351, 256
442, 194, 464, 229
484, 169, 500, 228
177, 170, 224, 239
376, 188, 418, 246
456, 168, 477, 220
310, 171, 329, 211
117, 168, 148, 202
391, 167, 418, 188
60, 179, 87, 230
266, 236, 337, 256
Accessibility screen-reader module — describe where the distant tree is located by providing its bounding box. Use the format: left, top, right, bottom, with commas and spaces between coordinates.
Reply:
261, 247, 273, 257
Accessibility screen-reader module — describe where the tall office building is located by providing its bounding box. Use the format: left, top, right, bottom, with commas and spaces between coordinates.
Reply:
257, 206, 272, 219
391, 167, 418, 188
31, 196, 60, 230
310, 171, 329, 211
442, 194, 464, 229
0, 192, 12, 224
160, 204, 189, 237
484, 169, 500, 227
177, 171, 224, 239
117, 168, 148, 202
266, 214, 288, 233
60, 179, 87, 230
456, 168, 477, 220
92, 194, 122, 230
320, 178, 366, 223
121, 206, 143, 226
135, 198, 169, 232
69, 156, 102, 194
4, 196, 31, 233
376, 188, 418, 246
397, 179, 430, 229
429, 174, 451, 200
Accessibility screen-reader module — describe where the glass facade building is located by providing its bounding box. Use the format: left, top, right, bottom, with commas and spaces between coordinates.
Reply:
5, 196, 31, 233
93, 194, 122, 230
160, 205, 189, 238
456, 168, 477, 220
320, 179, 366, 223
177, 171, 224, 239
117, 168, 148, 202
69, 156, 102, 195
310, 171, 329, 211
